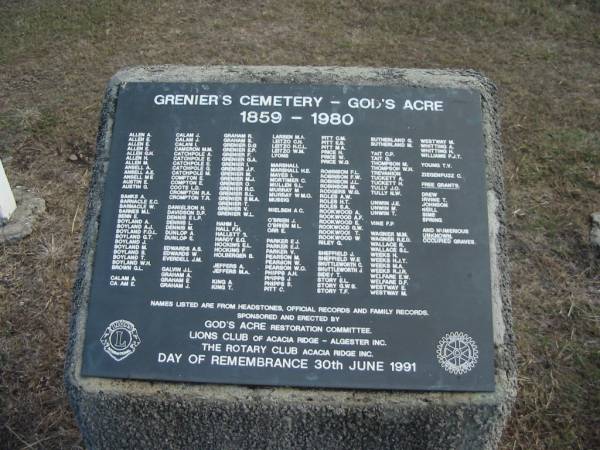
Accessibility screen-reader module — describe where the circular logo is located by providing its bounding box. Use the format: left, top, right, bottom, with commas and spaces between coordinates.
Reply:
436, 331, 479, 375
100, 320, 141, 361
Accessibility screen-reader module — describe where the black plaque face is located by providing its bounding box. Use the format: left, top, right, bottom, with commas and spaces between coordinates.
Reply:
81, 82, 495, 391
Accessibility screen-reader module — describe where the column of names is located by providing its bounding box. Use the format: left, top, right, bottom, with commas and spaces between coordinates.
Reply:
420, 139, 475, 246
264, 134, 309, 293
110, 132, 157, 287
212, 133, 258, 291
369, 137, 413, 296
317, 136, 363, 295
161, 133, 213, 289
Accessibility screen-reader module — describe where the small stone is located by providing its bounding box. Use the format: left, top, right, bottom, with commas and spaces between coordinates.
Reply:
69, 154, 79, 161
0, 186, 45, 243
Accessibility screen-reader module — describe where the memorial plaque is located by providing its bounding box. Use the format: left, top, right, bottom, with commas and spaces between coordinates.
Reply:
81, 82, 495, 391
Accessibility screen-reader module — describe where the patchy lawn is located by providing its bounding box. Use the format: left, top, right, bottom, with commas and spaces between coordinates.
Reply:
1, 1, 599, 448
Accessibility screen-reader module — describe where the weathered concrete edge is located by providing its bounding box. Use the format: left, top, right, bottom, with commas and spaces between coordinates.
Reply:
65, 65, 516, 411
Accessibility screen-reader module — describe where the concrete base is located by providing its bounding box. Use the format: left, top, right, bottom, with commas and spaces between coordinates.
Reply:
65, 66, 516, 450
0, 186, 45, 242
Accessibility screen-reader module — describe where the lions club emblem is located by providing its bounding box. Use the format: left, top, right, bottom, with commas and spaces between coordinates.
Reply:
100, 320, 141, 361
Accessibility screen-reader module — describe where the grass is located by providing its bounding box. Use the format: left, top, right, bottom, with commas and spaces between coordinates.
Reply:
1, 0, 599, 448
507, 124, 600, 447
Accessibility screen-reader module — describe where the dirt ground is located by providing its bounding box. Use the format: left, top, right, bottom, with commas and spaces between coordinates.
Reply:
0, 1, 599, 449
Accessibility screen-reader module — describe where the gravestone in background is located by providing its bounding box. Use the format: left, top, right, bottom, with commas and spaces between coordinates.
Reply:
0, 159, 16, 223
66, 66, 516, 449
0, 159, 45, 242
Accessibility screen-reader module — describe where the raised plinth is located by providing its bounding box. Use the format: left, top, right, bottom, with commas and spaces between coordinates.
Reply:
66, 66, 516, 450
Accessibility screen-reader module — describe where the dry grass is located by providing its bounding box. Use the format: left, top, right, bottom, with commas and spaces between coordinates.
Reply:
0, 1, 599, 448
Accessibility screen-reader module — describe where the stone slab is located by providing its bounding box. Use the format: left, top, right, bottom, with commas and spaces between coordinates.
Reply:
65, 66, 517, 450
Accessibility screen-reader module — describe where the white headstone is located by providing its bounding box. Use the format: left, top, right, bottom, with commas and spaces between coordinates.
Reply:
0, 159, 17, 223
